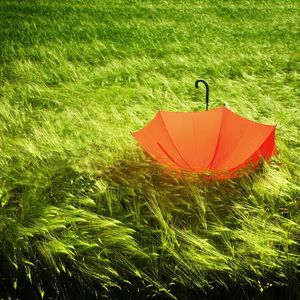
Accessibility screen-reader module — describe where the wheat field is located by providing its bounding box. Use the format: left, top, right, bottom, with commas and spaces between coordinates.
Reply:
0, 0, 299, 299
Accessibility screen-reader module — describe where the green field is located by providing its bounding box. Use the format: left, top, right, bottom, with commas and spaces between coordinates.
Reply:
0, 0, 299, 299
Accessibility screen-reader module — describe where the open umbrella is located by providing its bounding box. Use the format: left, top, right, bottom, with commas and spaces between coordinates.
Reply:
132, 80, 277, 178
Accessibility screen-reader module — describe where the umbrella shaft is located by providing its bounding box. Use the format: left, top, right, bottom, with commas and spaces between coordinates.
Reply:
195, 79, 209, 110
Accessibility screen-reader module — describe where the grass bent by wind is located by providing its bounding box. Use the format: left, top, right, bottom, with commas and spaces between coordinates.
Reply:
0, 0, 299, 299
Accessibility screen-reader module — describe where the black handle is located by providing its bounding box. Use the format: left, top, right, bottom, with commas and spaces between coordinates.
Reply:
195, 79, 209, 111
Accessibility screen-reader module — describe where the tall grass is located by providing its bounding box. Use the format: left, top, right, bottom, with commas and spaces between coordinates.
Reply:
0, 0, 299, 299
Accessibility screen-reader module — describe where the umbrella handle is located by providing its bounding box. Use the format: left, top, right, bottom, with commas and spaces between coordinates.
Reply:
195, 79, 209, 110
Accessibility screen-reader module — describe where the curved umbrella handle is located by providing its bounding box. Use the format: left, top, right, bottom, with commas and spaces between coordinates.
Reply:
195, 79, 209, 111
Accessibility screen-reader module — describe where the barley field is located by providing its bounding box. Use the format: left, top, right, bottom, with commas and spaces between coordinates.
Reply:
0, 0, 299, 299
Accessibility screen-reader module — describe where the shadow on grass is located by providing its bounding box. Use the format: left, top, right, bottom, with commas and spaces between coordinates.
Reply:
99, 149, 265, 228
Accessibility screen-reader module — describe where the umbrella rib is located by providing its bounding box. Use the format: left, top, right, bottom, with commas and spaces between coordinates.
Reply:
192, 113, 198, 169
228, 126, 276, 172
157, 142, 185, 169
207, 108, 225, 170
158, 112, 194, 171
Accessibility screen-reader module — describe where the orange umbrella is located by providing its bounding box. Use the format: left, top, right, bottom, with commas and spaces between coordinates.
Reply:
132, 80, 277, 179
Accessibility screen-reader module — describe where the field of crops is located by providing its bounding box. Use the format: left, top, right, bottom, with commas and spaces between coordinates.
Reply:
0, 0, 299, 299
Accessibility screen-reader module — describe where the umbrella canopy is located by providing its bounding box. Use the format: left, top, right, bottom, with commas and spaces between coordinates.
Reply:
132, 80, 277, 178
